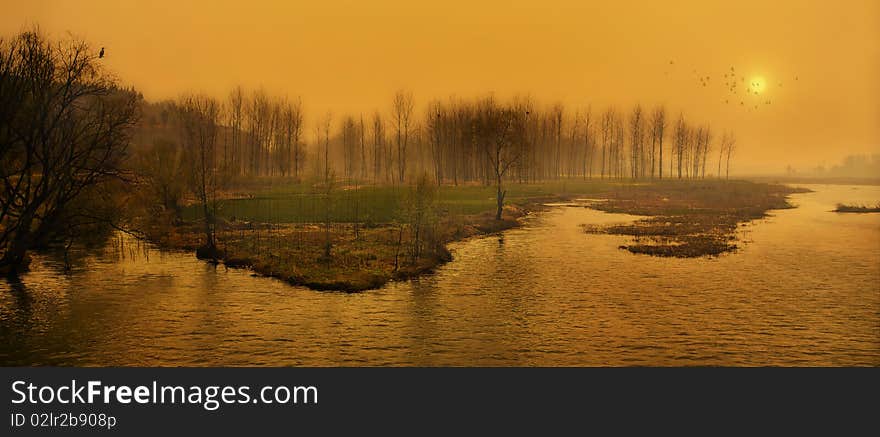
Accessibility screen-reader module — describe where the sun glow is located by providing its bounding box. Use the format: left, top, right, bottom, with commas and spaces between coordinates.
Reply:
750, 76, 766, 94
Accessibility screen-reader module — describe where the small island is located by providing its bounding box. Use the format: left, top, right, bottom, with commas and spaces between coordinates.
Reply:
146, 180, 806, 291
834, 203, 880, 213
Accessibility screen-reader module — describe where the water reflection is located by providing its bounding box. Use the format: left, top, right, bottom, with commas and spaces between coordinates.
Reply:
1, 184, 878, 366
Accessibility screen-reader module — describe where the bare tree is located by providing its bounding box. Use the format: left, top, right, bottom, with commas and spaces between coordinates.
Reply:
317, 112, 334, 259
270, 96, 285, 176
392, 90, 414, 183
426, 100, 443, 185
701, 125, 712, 178
176, 94, 222, 257
341, 115, 356, 180
600, 108, 614, 178
550, 103, 564, 179
319, 112, 332, 182
567, 110, 581, 178
227, 86, 244, 176
370, 111, 385, 182
673, 113, 687, 179
477, 99, 523, 220
358, 114, 367, 181
629, 105, 645, 179
137, 138, 185, 219
401, 173, 438, 263
723, 132, 737, 179
246, 89, 271, 176
582, 106, 594, 179
0, 29, 139, 272
689, 125, 701, 178
613, 112, 626, 178
651, 106, 666, 179
278, 96, 304, 180
511, 96, 534, 183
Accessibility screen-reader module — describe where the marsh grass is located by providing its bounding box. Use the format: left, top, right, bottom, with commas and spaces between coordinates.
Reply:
583, 180, 809, 257
160, 179, 804, 289
833, 203, 880, 213
148, 206, 522, 291
181, 179, 621, 224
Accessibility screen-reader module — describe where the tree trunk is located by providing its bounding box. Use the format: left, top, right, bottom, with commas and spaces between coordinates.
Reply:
659, 137, 663, 179
495, 179, 505, 221
0, 236, 32, 273
0, 212, 36, 272
203, 203, 215, 249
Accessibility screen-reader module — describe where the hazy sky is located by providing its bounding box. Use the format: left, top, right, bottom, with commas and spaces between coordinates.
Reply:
3, 0, 879, 173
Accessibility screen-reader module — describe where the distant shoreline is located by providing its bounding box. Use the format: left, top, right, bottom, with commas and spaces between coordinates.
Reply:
745, 176, 880, 186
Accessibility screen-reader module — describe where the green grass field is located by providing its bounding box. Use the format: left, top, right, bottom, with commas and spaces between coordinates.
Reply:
182, 178, 793, 225
182, 179, 630, 224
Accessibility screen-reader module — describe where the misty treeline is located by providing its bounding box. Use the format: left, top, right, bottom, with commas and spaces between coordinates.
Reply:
138, 90, 739, 187
136, 88, 739, 226
800, 154, 880, 179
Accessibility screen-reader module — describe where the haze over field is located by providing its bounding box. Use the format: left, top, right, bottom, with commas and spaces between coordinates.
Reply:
4, 0, 878, 174
2, 1, 879, 368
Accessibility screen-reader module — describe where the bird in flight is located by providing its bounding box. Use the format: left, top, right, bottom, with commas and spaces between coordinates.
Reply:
99, 47, 104, 59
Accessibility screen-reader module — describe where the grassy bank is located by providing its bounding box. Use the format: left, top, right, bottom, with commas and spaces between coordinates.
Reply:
148, 200, 528, 292
151, 179, 804, 290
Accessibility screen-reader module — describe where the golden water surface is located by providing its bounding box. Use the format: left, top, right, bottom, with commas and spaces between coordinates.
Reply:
1, 184, 878, 366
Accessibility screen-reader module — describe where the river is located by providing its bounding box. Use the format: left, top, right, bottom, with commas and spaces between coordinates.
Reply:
1, 184, 878, 366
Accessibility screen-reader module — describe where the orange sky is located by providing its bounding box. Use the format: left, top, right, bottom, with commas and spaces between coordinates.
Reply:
3, 0, 879, 173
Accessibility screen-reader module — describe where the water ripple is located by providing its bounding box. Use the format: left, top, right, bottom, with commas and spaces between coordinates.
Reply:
0, 184, 878, 366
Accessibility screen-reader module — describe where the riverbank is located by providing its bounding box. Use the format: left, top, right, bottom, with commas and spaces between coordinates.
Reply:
145, 204, 529, 292
582, 180, 810, 257
147, 179, 805, 289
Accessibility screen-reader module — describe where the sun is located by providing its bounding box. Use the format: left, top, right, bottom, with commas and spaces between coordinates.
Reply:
750, 76, 766, 94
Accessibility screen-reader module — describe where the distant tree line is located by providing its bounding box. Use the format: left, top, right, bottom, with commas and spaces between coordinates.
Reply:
137, 90, 739, 188
799, 154, 880, 179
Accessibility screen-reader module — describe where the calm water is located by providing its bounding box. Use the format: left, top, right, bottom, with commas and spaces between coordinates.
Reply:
1, 184, 878, 366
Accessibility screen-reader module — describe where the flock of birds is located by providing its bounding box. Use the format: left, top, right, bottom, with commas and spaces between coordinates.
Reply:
93, 45, 797, 115
667, 59, 798, 113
